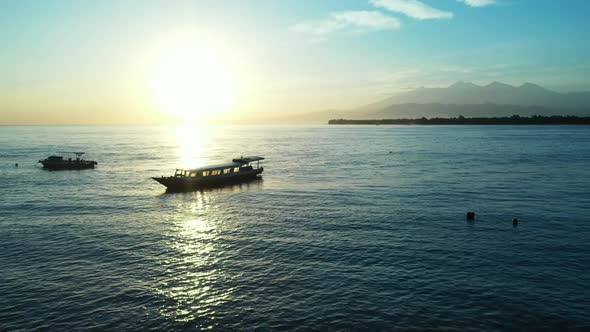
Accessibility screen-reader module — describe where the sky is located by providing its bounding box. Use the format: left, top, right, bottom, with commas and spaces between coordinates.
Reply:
1, 0, 589, 124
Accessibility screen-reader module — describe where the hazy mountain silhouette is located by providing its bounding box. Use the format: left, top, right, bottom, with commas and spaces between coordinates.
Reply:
293, 81, 590, 122
358, 81, 590, 112
367, 103, 558, 119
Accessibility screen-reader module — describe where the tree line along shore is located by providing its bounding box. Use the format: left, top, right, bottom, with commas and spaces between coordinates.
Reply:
328, 115, 590, 125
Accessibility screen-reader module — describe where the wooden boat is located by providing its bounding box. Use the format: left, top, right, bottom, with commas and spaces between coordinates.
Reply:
152, 156, 264, 191
38, 152, 97, 170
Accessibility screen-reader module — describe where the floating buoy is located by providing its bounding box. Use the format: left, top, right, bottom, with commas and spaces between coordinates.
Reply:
15, 163, 18, 167
466, 212, 475, 221
513, 218, 519, 225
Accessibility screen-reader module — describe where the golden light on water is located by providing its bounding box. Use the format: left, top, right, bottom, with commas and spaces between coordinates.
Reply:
157, 193, 232, 324
173, 124, 211, 169
149, 32, 239, 123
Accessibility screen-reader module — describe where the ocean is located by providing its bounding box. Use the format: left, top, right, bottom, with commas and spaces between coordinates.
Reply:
1, 125, 589, 331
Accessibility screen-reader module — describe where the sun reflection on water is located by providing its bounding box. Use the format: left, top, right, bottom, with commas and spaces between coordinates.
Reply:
156, 192, 234, 324
173, 124, 211, 169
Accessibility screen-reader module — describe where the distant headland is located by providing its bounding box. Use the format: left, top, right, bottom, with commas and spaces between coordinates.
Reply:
289, 81, 590, 124
328, 115, 590, 125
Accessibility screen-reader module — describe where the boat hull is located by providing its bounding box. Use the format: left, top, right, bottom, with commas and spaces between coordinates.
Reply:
39, 160, 97, 170
152, 168, 263, 192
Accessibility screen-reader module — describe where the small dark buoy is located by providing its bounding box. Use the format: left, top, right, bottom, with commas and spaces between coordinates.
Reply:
466, 212, 475, 221
389, 151, 393, 154
513, 218, 519, 225
15, 163, 18, 167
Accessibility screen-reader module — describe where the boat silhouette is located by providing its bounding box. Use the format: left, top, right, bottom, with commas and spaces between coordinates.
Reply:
38, 152, 97, 170
152, 156, 264, 192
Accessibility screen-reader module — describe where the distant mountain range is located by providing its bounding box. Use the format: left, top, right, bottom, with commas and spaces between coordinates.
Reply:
294, 81, 590, 122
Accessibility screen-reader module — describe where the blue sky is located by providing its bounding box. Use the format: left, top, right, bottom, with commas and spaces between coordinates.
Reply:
1, 0, 589, 123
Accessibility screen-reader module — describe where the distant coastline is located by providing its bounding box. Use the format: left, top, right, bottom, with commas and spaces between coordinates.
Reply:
328, 115, 590, 125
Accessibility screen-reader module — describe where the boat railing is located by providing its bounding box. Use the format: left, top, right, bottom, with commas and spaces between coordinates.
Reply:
172, 162, 262, 178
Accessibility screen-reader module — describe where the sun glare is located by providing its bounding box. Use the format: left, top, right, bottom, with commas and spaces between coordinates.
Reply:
173, 124, 210, 168
150, 36, 239, 123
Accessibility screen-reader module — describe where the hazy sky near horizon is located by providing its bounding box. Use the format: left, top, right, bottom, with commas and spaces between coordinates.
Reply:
1, 0, 589, 124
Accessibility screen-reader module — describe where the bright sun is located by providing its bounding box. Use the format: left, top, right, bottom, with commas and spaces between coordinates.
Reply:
149, 36, 239, 122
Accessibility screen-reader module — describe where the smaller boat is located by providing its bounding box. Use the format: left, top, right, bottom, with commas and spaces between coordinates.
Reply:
153, 156, 264, 191
38, 152, 98, 170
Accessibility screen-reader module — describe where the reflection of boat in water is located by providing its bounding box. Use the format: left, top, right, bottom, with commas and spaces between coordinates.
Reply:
153, 156, 264, 192
38, 152, 98, 170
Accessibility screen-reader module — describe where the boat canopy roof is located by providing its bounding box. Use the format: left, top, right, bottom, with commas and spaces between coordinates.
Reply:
57, 151, 85, 156
177, 156, 264, 173
232, 156, 265, 163
183, 162, 244, 173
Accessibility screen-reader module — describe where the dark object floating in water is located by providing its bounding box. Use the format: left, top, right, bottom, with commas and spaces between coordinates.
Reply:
15, 163, 18, 167
38, 152, 97, 170
513, 218, 519, 225
152, 156, 265, 192
466, 212, 475, 221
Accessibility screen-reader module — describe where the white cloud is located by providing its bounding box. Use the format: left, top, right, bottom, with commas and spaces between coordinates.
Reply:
370, 0, 453, 19
291, 10, 400, 36
331, 11, 401, 30
457, 0, 496, 7
291, 18, 343, 36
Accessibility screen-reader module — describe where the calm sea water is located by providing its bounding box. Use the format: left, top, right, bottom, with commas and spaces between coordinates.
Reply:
1, 125, 589, 331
